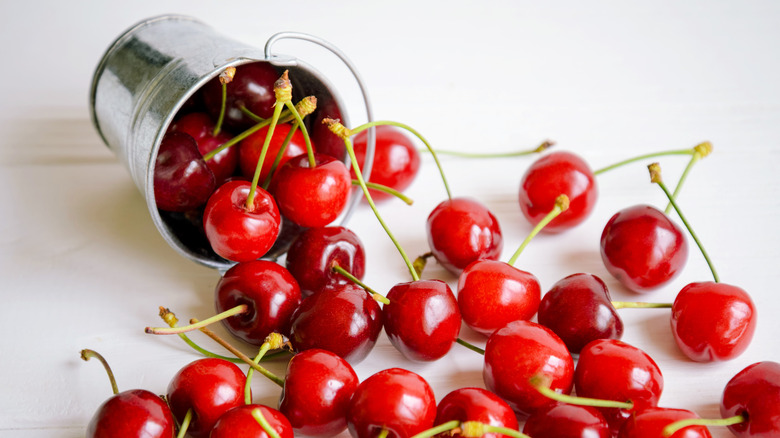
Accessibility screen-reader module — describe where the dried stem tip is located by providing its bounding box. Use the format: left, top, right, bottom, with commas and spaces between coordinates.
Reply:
648, 162, 662, 183
296, 96, 318, 118
323, 118, 351, 140
694, 141, 713, 158
555, 194, 570, 211
158, 306, 178, 327
535, 139, 556, 153
264, 332, 286, 350
274, 70, 292, 103
219, 66, 236, 84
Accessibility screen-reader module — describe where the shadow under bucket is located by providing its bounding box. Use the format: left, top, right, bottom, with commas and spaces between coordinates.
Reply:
90, 15, 374, 271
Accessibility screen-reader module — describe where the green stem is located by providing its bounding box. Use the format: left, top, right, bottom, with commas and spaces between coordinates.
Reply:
331, 264, 390, 305
352, 180, 414, 205
261, 121, 299, 190
410, 420, 460, 438
662, 414, 745, 437
246, 101, 284, 209
507, 195, 569, 266
664, 153, 700, 215
213, 81, 227, 136
531, 376, 633, 409
376, 429, 390, 438
245, 343, 272, 404
80, 349, 119, 395
351, 120, 452, 200
145, 304, 248, 335
482, 424, 532, 438
252, 407, 282, 438
593, 149, 695, 176
176, 334, 289, 363
612, 301, 672, 309
456, 338, 485, 355
424, 139, 554, 158
284, 101, 316, 168
176, 408, 193, 438
239, 105, 264, 123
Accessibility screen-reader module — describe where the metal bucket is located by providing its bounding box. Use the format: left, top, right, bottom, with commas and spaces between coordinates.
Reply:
90, 14, 374, 270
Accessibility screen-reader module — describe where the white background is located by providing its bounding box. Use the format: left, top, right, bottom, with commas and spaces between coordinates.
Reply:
1, 1, 779, 437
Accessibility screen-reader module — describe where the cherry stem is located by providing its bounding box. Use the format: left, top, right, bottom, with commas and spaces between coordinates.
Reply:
246, 103, 284, 210
410, 420, 460, 438
212, 67, 235, 137
351, 120, 453, 200
425, 139, 554, 159
252, 407, 282, 438
144, 304, 248, 335
195, 322, 285, 388
283, 100, 316, 168
80, 349, 119, 395
245, 333, 285, 404
456, 338, 485, 355
664, 141, 713, 214
480, 424, 531, 438
649, 163, 720, 283
413, 252, 433, 278
331, 264, 390, 304
261, 120, 299, 190
593, 147, 698, 176
352, 180, 414, 205
411, 420, 530, 438
176, 408, 193, 438
239, 105, 264, 123
662, 414, 745, 437
376, 429, 390, 438
507, 194, 570, 266
611, 301, 672, 309
530, 376, 634, 409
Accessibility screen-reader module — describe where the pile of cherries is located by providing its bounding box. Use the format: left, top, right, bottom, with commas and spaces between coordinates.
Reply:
85, 62, 778, 438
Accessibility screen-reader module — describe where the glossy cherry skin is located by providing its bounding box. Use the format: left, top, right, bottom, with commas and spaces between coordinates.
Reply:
166, 358, 246, 438
600, 204, 688, 293
426, 197, 503, 275
671, 281, 757, 362
483, 320, 574, 416
351, 125, 421, 202
347, 368, 436, 438
522, 403, 610, 438
518, 151, 597, 233
153, 131, 216, 212
203, 61, 279, 130
215, 260, 301, 344
383, 280, 461, 361
279, 348, 359, 437
721, 361, 780, 437
537, 273, 624, 354
86, 389, 175, 438
435, 387, 519, 438
617, 407, 711, 438
238, 123, 307, 184
210, 404, 294, 438
287, 283, 382, 364
203, 180, 281, 262
271, 153, 351, 228
168, 112, 238, 185
574, 339, 664, 431
457, 260, 541, 337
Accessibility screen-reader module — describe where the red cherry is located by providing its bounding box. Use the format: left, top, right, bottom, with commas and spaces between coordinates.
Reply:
203, 61, 280, 130
202, 180, 281, 262
168, 112, 238, 185
483, 320, 574, 416
210, 404, 294, 438
238, 123, 307, 184
166, 358, 246, 438
537, 273, 624, 354
574, 339, 664, 431
214, 260, 301, 344
522, 403, 610, 438
720, 361, 780, 437
347, 368, 436, 438
351, 125, 421, 202
310, 98, 347, 162
153, 131, 216, 212
600, 204, 688, 293
670, 281, 757, 362
518, 151, 597, 233
457, 260, 541, 337
617, 407, 711, 438
285, 226, 366, 297
426, 197, 503, 275
86, 389, 175, 438
287, 283, 383, 364
383, 280, 461, 361
434, 387, 519, 438
270, 153, 351, 228
279, 348, 359, 437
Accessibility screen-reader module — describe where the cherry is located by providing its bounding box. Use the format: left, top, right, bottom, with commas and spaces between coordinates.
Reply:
600, 204, 689, 293
537, 273, 624, 354
270, 152, 351, 227
287, 283, 382, 364
310, 98, 347, 162
285, 226, 366, 297
720, 361, 780, 437
168, 112, 238, 185
278, 348, 359, 437
238, 122, 308, 184
518, 151, 597, 233
202, 179, 281, 262
214, 260, 302, 345
153, 131, 216, 212
483, 319, 574, 416
203, 61, 280, 130
434, 387, 519, 438
210, 404, 294, 438
166, 358, 246, 438
346, 368, 436, 438
382, 279, 461, 361
574, 339, 664, 431
522, 403, 610, 438
618, 407, 711, 438
350, 125, 421, 202
426, 197, 503, 275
